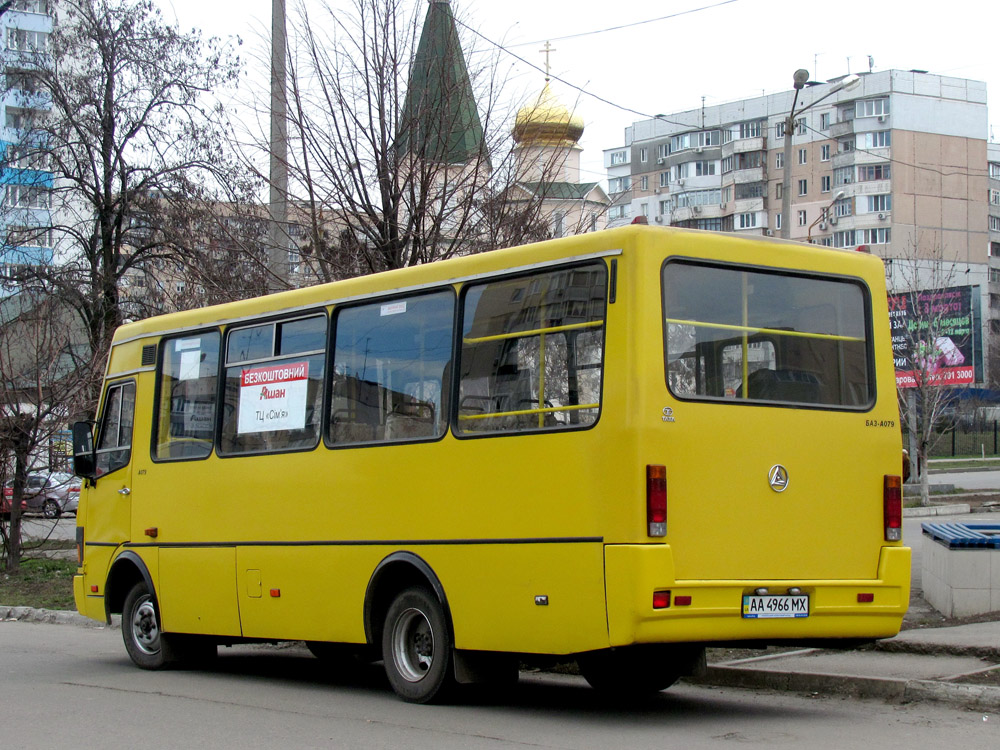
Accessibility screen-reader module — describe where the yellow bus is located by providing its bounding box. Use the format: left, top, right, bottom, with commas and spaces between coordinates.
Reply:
71, 224, 910, 702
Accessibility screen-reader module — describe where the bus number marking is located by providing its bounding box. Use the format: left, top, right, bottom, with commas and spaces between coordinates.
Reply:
865, 419, 895, 428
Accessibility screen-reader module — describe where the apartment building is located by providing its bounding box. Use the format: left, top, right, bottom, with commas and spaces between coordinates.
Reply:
0, 0, 54, 290
606, 69, 997, 381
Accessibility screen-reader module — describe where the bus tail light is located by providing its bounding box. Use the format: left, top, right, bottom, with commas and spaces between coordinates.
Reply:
653, 591, 671, 609
647, 465, 667, 537
884, 475, 902, 541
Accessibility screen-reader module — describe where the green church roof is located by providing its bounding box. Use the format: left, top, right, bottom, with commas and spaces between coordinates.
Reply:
398, 0, 485, 164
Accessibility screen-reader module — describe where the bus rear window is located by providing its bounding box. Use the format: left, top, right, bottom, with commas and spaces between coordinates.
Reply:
663, 260, 872, 408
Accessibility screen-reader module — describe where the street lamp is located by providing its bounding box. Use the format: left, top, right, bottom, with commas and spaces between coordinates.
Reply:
806, 189, 845, 243
780, 71, 861, 239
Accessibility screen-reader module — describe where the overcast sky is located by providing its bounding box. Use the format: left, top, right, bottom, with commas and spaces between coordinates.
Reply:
156, 0, 997, 183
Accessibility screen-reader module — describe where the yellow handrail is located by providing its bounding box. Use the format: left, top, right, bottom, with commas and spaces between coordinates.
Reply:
463, 320, 603, 345
458, 402, 600, 421
664, 318, 864, 343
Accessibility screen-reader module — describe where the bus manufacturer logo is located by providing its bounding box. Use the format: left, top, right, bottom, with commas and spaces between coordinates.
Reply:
768, 465, 789, 492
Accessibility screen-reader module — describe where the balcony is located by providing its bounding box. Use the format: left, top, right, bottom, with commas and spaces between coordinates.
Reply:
731, 167, 765, 185
829, 120, 855, 139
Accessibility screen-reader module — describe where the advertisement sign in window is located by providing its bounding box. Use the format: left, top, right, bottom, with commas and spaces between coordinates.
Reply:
237, 362, 309, 433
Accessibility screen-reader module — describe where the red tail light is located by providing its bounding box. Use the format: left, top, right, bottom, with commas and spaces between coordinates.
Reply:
884, 475, 902, 541
647, 465, 667, 537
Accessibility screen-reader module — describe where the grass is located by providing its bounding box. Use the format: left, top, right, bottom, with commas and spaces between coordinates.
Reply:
0, 557, 77, 610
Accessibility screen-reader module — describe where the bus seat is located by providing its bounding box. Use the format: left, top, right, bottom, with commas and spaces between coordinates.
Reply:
745, 368, 822, 403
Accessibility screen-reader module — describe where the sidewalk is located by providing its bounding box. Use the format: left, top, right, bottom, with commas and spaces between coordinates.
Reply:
690, 497, 1000, 711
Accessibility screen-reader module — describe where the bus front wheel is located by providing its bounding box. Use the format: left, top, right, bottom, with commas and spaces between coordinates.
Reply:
122, 582, 169, 670
381, 586, 454, 703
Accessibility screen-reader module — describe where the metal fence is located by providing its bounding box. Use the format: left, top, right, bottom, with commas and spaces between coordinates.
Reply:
907, 422, 1000, 458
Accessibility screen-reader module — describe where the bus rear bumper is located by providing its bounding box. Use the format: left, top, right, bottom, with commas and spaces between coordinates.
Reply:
604, 544, 911, 647
73, 573, 107, 624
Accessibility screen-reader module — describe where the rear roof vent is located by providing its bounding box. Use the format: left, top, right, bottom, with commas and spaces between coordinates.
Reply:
141, 344, 157, 367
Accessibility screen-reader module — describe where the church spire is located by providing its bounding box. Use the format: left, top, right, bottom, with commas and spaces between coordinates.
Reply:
398, 0, 484, 165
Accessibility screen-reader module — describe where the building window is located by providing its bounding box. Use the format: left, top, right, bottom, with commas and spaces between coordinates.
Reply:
676, 163, 690, 179
834, 198, 853, 217
867, 194, 892, 213
990, 162, 1000, 179
5, 184, 50, 208
660, 199, 671, 215
775, 213, 782, 230
860, 228, 891, 245
737, 151, 762, 170
858, 164, 891, 182
609, 150, 628, 166
821, 175, 832, 193
775, 182, 783, 199
738, 212, 758, 229
657, 143, 669, 160
858, 131, 891, 149
675, 189, 722, 208
609, 176, 631, 193
775, 152, 784, 169
856, 98, 890, 118
834, 167, 853, 186
738, 120, 763, 139
821, 144, 831, 161
798, 179, 808, 196
820, 112, 831, 130
795, 117, 807, 136
734, 183, 765, 200
659, 171, 669, 188
639, 147, 647, 163
839, 139, 854, 153
990, 215, 1000, 232
640, 175, 648, 191
989, 189, 1000, 206
608, 204, 632, 221
797, 210, 807, 227
775, 121, 786, 139
6, 28, 48, 53
798, 148, 807, 165
721, 156, 733, 174
694, 160, 716, 176
640, 204, 648, 218
833, 230, 856, 248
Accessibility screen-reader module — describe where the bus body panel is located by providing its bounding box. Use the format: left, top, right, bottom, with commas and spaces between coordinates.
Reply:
73, 225, 909, 669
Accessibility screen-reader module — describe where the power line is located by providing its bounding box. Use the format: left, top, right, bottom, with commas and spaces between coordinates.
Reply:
508, 0, 741, 48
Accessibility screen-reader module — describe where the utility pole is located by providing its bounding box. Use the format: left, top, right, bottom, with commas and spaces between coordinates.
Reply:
268, 0, 289, 293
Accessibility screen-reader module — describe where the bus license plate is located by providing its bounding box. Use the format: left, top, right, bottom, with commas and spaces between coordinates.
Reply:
742, 594, 809, 619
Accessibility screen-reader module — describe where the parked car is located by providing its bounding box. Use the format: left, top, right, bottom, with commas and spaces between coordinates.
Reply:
1, 484, 27, 518
2, 472, 80, 518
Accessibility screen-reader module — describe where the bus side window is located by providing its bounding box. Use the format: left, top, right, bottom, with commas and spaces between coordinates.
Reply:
457, 263, 607, 435
96, 381, 135, 476
154, 332, 220, 460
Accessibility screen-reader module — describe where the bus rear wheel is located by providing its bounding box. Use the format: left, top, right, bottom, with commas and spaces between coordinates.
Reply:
578, 645, 703, 695
381, 586, 454, 703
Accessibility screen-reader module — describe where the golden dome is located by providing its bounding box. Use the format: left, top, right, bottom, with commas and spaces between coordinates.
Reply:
513, 83, 584, 147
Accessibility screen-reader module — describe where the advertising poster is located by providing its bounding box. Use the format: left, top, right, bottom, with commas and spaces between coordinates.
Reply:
237, 362, 309, 433
888, 286, 974, 388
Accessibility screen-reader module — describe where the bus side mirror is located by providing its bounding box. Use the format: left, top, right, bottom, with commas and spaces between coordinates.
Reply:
72, 421, 97, 481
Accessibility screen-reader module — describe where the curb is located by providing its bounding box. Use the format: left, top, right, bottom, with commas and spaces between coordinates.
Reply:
691, 664, 1000, 711
0, 605, 107, 628
904, 503, 971, 518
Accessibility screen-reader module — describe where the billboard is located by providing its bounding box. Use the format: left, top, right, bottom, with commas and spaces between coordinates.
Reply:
888, 286, 975, 388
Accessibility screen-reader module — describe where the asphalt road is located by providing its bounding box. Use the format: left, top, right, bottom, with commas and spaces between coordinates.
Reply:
0, 621, 996, 748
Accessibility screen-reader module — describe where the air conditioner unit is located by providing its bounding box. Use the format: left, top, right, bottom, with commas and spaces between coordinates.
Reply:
877, 115, 887, 123
818, 221, 828, 230
696, 146, 704, 153
719, 203, 727, 210
830, 217, 838, 225
654, 187, 661, 194
877, 212, 887, 221
693, 205, 701, 213
677, 178, 685, 186
654, 215, 663, 223
657, 157, 664, 164
765, 229, 774, 236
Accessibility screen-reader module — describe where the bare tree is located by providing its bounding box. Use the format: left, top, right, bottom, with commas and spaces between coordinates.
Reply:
0, 291, 89, 572
1, 0, 257, 394
888, 243, 976, 506
274, 0, 562, 283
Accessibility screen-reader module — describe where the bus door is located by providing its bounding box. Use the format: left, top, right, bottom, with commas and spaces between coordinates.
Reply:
88, 379, 136, 548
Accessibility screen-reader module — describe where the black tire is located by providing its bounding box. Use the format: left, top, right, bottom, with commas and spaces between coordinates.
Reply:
42, 499, 61, 519
381, 586, 454, 703
122, 582, 169, 669
578, 645, 702, 695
